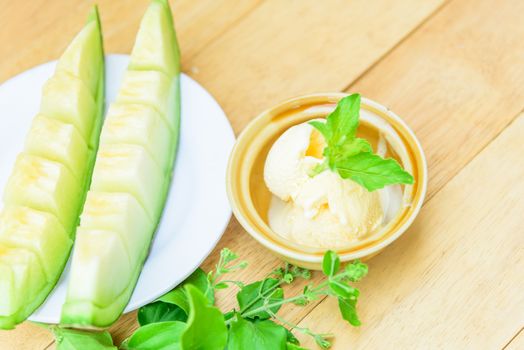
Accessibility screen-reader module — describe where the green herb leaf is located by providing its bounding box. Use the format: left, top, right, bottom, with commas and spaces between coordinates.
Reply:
328, 280, 358, 299
156, 268, 214, 315
237, 278, 284, 320
322, 250, 340, 277
227, 316, 288, 350
345, 260, 368, 282
334, 152, 414, 191
137, 301, 187, 326
180, 285, 228, 350
120, 321, 185, 350
308, 93, 414, 191
338, 297, 361, 327
51, 327, 116, 350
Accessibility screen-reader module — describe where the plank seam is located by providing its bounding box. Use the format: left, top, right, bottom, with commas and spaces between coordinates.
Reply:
502, 326, 524, 350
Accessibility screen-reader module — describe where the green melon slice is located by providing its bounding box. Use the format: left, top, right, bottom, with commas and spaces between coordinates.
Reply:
90, 144, 165, 220
0, 6, 104, 329
100, 103, 172, 172
25, 115, 89, 180
62, 0, 180, 328
80, 192, 153, 261
0, 207, 72, 278
3, 154, 82, 232
128, 0, 180, 77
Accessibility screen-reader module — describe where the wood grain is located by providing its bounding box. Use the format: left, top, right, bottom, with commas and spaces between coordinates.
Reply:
188, 0, 445, 132
0, 0, 260, 82
297, 114, 524, 349
505, 328, 524, 350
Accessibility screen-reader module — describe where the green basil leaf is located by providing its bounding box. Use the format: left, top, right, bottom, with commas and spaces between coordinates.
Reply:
335, 152, 414, 191
227, 317, 287, 350
326, 94, 361, 146
308, 120, 331, 141
180, 285, 228, 350
120, 321, 185, 350
328, 280, 358, 299
338, 297, 361, 326
237, 278, 284, 320
51, 327, 116, 350
322, 250, 340, 277
157, 268, 214, 314
137, 301, 187, 326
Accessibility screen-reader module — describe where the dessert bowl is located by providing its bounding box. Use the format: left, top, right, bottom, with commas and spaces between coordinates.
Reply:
226, 93, 427, 269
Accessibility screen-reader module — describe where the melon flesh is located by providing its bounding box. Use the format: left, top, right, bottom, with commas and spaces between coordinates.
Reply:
100, 103, 172, 172
62, 0, 180, 329
128, 0, 179, 77
3, 154, 81, 232
90, 144, 165, 220
80, 192, 153, 261
56, 20, 103, 97
0, 6, 104, 329
40, 72, 96, 145
25, 115, 89, 180
0, 207, 72, 278
116, 70, 178, 132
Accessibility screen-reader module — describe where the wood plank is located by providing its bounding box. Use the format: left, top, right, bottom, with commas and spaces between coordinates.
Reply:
0, 0, 261, 83
505, 328, 524, 350
188, 0, 445, 132
349, 0, 524, 198
296, 115, 524, 349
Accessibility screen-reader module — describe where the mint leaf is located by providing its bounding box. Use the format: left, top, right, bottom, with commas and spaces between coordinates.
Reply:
120, 321, 185, 350
338, 297, 361, 326
322, 250, 340, 277
334, 152, 414, 191
137, 301, 187, 326
180, 285, 228, 350
308, 93, 414, 191
227, 316, 288, 350
345, 260, 368, 282
237, 278, 284, 320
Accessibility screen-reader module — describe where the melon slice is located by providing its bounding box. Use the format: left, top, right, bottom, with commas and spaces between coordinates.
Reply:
0, 6, 104, 329
116, 70, 178, 132
62, 0, 180, 328
90, 144, 165, 220
100, 103, 173, 172
80, 192, 153, 261
25, 115, 89, 180
40, 72, 96, 144
128, 0, 179, 77
3, 154, 81, 232
0, 207, 72, 278
0, 248, 47, 326
64, 229, 131, 311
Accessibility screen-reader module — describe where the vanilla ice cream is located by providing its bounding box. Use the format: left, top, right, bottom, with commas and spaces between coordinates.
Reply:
264, 121, 384, 249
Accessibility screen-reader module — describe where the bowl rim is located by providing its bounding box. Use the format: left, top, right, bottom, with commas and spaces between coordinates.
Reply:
227, 92, 428, 263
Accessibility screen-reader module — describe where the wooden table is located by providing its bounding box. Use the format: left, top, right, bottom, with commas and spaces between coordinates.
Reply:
1, 0, 523, 348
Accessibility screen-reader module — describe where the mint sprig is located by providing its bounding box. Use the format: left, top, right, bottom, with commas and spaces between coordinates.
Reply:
308, 93, 414, 191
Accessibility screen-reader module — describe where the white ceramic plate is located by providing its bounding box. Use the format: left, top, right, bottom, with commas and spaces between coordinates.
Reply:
0, 54, 234, 324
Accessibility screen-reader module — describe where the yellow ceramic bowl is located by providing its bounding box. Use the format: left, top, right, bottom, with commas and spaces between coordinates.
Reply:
226, 93, 427, 269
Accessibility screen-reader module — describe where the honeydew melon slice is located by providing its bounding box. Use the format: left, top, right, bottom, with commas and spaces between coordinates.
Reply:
24, 115, 89, 180
115, 70, 178, 132
90, 144, 165, 220
0, 247, 47, 328
40, 72, 96, 145
80, 192, 153, 262
63, 229, 131, 320
0, 207, 72, 278
0, 6, 104, 329
99, 103, 173, 172
128, 0, 180, 77
56, 16, 103, 97
62, 0, 180, 329
3, 154, 82, 233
